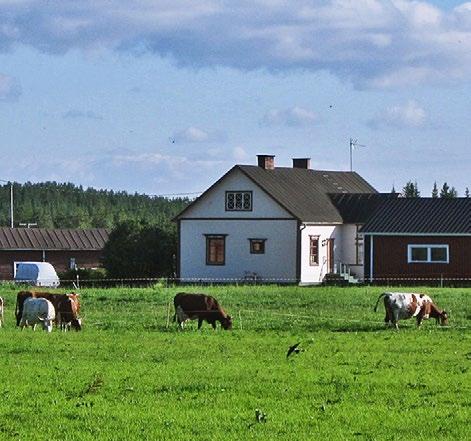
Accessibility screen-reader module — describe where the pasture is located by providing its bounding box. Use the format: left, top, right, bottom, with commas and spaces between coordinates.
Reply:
0, 284, 470, 440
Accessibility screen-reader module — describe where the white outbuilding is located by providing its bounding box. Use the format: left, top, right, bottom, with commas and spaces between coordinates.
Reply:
175, 155, 392, 284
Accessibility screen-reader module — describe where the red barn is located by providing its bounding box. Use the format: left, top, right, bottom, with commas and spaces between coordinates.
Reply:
0, 227, 109, 280
361, 198, 471, 284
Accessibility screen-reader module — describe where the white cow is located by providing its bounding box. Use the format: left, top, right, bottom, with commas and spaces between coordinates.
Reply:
0, 296, 4, 327
20, 297, 56, 333
374, 292, 448, 329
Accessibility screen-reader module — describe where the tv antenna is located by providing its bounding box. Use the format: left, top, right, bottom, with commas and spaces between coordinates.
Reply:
349, 138, 366, 171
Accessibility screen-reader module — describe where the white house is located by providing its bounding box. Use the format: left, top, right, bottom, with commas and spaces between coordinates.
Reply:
175, 155, 391, 284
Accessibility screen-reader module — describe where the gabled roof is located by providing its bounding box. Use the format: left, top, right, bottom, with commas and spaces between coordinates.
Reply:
329, 193, 398, 224
175, 164, 378, 223
361, 198, 471, 234
237, 166, 377, 223
0, 227, 109, 250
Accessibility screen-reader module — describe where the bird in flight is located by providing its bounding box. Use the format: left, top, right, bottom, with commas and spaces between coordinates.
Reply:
286, 342, 302, 358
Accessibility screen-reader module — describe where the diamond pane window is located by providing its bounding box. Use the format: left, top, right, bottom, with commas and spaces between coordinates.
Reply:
226, 191, 252, 211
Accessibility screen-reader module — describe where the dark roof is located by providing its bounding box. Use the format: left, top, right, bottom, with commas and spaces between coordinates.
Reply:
0, 227, 109, 250
361, 198, 471, 234
237, 166, 377, 222
329, 193, 398, 224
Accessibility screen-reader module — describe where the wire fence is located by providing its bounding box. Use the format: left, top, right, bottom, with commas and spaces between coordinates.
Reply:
3, 275, 471, 289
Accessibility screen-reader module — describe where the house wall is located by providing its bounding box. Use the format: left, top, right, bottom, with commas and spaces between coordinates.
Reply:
299, 224, 364, 284
364, 235, 471, 281
179, 219, 298, 282
181, 168, 293, 219
0, 250, 104, 280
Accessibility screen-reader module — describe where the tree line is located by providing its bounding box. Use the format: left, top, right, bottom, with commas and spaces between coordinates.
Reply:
399, 181, 469, 198
0, 181, 190, 230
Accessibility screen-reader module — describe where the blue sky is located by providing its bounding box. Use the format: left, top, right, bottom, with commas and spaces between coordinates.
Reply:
0, 0, 470, 197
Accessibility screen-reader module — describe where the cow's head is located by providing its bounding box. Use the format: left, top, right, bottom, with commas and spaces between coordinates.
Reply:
38, 316, 54, 333
71, 317, 82, 331
221, 315, 233, 330
438, 311, 448, 326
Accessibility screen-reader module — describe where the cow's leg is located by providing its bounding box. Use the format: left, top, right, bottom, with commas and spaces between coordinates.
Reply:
32, 323, 37, 331
197, 318, 203, 329
210, 320, 217, 330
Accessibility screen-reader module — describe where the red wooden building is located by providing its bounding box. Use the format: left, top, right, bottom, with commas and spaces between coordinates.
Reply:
361, 198, 471, 283
0, 227, 109, 280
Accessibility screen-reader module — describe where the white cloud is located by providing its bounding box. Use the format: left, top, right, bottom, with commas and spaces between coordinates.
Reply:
262, 106, 318, 127
0, 73, 21, 101
368, 100, 427, 129
1, 2, 471, 88
172, 126, 225, 143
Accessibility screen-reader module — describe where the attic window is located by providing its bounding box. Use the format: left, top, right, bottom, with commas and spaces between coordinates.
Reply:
226, 191, 252, 211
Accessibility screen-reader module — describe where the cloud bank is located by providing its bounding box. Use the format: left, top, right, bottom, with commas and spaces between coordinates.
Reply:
368, 100, 427, 129
2, 1, 471, 88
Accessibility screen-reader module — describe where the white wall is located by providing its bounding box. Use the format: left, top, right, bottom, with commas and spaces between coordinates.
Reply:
181, 168, 292, 219
299, 224, 364, 284
300, 225, 338, 284
180, 219, 298, 282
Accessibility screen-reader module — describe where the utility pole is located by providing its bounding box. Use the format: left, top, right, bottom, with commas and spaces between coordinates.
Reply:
349, 138, 366, 171
0, 179, 13, 227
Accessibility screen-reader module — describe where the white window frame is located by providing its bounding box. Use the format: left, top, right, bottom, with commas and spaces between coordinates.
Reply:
407, 244, 449, 264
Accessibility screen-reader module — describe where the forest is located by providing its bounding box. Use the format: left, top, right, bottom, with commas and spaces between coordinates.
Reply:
0, 182, 190, 230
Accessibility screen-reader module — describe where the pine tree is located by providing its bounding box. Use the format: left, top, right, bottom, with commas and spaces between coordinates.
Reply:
431, 182, 438, 198
440, 182, 457, 198
402, 181, 420, 198
465, 187, 470, 198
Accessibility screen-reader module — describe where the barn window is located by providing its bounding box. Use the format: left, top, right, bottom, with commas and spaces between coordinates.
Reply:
309, 236, 320, 265
407, 244, 449, 263
225, 191, 252, 211
249, 239, 266, 254
205, 235, 226, 265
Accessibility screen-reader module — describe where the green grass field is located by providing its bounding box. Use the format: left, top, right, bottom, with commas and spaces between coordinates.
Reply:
0, 285, 470, 440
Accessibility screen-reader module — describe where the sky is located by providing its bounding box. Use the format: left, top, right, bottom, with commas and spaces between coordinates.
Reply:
0, 0, 470, 197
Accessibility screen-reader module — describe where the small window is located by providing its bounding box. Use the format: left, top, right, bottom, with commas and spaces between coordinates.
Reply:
408, 245, 449, 264
226, 191, 252, 211
69, 258, 77, 270
309, 236, 320, 266
250, 239, 266, 254
206, 235, 226, 265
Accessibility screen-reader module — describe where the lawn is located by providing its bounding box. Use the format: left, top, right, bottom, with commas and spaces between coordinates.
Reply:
0, 285, 469, 440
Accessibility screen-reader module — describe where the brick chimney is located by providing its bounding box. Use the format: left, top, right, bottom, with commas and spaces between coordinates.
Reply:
257, 155, 275, 170
292, 158, 311, 169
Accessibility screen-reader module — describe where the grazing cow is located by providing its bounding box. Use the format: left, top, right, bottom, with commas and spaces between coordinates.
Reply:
374, 292, 448, 329
15, 291, 81, 327
56, 295, 82, 331
0, 296, 4, 328
20, 297, 56, 332
173, 293, 232, 330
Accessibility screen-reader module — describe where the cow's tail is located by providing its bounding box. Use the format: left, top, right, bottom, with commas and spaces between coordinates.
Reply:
373, 293, 386, 312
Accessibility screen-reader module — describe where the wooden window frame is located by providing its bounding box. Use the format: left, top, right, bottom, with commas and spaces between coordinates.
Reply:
309, 235, 320, 266
225, 191, 253, 212
205, 234, 227, 265
407, 244, 449, 264
249, 238, 266, 254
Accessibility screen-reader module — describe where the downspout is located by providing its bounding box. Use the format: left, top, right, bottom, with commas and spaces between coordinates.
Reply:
42, 250, 46, 262
369, 235, 374, 283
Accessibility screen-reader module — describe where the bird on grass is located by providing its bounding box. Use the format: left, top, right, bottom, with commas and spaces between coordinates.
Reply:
255, 409, 267, 423
286, 342, 302, 358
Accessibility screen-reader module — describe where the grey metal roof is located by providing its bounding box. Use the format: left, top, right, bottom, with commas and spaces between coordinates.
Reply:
0, 227, 109, 250
238, 166, 377, 223
361, 198, 471, 234
329, 193, 398, 224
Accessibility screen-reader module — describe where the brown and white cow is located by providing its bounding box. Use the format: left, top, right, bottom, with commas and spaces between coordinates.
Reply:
15, 291, 81, 328
374, 292, 448, 329
0, 296, 4, 328
56, 295, 82, 331
173, 293, 232, 330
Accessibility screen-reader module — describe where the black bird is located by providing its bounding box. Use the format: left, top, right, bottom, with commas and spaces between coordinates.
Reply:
286, 342, 302, 358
